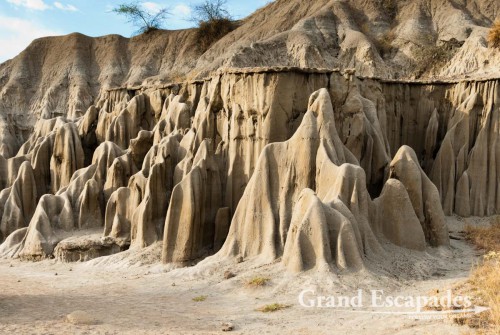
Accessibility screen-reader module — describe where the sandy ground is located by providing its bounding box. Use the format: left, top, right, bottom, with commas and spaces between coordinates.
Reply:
0, 217, 486, 335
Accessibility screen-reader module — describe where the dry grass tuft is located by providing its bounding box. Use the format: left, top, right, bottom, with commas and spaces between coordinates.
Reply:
256, 303, 291, 313
488, 20, 500, 49
196, 18, 236, 52
459, 217, 500, 334
246, 277, 270, 287
465, 217, 500, 251
466, 252, 500, 333
412, 37, 455, 78
192, 295, 207, 302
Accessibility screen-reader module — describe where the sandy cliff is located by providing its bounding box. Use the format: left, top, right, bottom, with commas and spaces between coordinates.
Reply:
1, 0, 500, 158
0, 67, 497, 273
0, 0, 499, 272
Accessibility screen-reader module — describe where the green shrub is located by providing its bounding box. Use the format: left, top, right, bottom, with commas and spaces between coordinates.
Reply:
245, 276, 269, 287
192, 295, 207, 302
256, 303, 291, 313
112, 2, 169, 35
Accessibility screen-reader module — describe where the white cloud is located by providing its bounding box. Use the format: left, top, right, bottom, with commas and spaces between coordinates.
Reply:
53, 2, 78, 11
141, 2, 191, 18
173, 4, 191, 17
142, 2, 162, 14
0, 15, 61, 62
6, 0, 50, 11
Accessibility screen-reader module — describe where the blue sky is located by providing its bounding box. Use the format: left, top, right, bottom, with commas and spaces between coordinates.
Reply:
0, 0, 271, 63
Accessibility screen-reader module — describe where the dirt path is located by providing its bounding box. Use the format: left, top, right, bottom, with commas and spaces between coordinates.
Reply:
0, 219, 482, 335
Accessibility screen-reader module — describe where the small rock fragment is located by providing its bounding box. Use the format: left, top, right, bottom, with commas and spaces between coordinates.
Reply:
221, 322, 234, 332
224, 271, 236, 279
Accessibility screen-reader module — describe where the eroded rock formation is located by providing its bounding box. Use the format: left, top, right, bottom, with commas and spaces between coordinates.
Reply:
0, 68, 497, 275
430, 81, 500, 216
215, 89, 448, 272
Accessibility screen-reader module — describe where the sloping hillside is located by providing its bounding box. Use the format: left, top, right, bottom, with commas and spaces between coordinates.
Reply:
0, 0, 499, 156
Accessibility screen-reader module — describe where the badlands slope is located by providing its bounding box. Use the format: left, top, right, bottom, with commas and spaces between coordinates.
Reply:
1, 0, 500, 156
0, 0, 499, 334
2, 66, 497, 263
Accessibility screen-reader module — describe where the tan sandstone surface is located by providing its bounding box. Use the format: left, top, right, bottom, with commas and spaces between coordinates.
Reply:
1, 68, 497, 261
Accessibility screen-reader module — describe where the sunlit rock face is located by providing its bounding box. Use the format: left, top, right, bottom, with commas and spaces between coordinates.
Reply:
0, 67, 497, 272
1, 0, 499, 161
